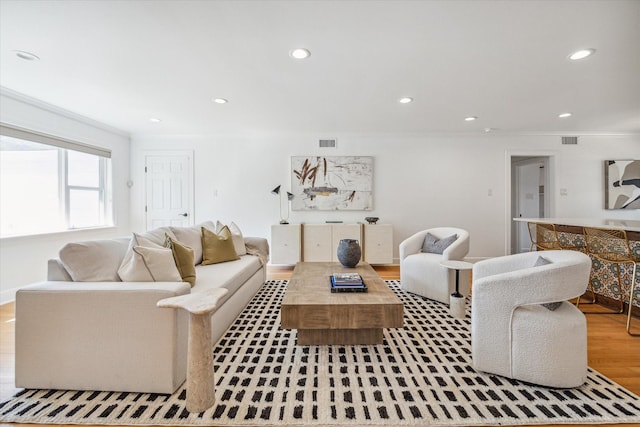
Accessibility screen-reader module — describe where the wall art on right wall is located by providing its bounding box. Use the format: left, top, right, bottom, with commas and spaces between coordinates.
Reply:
605, 160, 640, 209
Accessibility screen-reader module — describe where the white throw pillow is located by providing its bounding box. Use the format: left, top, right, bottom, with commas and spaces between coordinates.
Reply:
216, 221, 246, 256
118, 246, 182, 282
117, 233, 181, 282
59, 238, 130, 282
138, 226, 177, 246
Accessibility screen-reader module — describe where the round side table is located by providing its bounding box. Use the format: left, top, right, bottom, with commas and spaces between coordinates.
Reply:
440, 260, 473, 319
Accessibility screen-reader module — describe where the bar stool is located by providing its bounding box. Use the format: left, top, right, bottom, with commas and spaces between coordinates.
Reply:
557, 227, 587, 253
527, 222, 562, 251
628, 270, 639, 336
528, 222, 586, 252
582, 227, 638, 335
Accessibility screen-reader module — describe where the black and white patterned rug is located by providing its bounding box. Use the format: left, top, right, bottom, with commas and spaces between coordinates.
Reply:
2, 280, 640, 426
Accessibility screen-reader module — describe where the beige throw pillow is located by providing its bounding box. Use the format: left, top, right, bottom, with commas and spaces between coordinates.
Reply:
139, 226, 177, 246
59, 238, 129, 282
216, 221, 247, 256
118, 233, 182, 282
201, 226, 240, 265
165, 235, 196, 287
171, 221, 216, 265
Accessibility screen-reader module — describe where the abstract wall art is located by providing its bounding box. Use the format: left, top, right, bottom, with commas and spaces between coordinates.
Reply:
291, 156, 373, 211
605, 160, 640, 210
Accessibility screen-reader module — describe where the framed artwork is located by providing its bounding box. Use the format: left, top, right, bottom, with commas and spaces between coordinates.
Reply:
291, 156, 373, 211
604, 160, 640, 210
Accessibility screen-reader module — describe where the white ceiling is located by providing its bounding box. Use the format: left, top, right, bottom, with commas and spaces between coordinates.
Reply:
1, 0, 639, 136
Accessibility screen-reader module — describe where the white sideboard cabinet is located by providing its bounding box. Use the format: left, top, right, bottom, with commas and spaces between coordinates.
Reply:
270, 222, 393, 265
303, 223, 363, 262
270, 224, 301, 265
363, 224, 393, 264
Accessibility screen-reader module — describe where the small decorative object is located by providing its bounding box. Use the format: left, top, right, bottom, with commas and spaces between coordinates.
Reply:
365, 216, 379, 224
271, 185, 294, 224
337, 239, 361, 268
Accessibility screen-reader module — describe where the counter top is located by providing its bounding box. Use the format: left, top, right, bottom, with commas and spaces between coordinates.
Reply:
514, 217, 640, 232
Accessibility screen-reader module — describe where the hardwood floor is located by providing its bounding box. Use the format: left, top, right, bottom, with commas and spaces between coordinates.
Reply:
1, 264, 639, 427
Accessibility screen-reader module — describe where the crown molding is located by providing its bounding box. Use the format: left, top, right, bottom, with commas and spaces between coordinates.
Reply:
0, 86, 130, 138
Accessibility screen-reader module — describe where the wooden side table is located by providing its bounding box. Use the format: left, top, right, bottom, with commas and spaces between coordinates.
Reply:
157, 288, 228, 413
440, 260, 473, 318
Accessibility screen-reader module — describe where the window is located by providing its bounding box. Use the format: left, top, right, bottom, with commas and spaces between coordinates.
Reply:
0, 124, 113, 237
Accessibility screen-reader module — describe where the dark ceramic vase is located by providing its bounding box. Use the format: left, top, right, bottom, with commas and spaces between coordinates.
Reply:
337, 239, 361, 268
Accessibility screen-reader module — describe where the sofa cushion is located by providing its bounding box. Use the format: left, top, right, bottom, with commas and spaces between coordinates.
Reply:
193, 255, 262, 305
118, 234, 182, 282
171, 221, 215, 265
59, 238, 129, 281
165, 236, 196, 287
216, 221, 247, 256
421, 233, 457, 254
202, 226, 240, 265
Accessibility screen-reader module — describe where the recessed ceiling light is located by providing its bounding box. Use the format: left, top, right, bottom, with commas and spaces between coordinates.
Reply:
569, 49, 596, 60
149, 118, 162, 123
464, 116, 478, 121
212, 98, 228, 104
290, 48, 311, 59
558, 112, 573, 118
14, 50, 39, 61
399, 97, 413, 104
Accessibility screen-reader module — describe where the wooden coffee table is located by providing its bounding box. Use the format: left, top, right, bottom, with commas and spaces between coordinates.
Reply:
281, 262, 404, 345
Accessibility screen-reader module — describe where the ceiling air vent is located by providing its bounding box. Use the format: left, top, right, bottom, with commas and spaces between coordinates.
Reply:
319, 138, 337, 148
561, 136, 578, 145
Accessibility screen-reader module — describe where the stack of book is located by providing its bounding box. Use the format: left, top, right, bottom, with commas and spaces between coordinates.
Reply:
330, 273, 367, 293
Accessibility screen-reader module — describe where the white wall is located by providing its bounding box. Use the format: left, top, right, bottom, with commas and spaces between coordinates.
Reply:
0, 90, 131, 304
130, 133, 640, 261
0, 97, 636, 304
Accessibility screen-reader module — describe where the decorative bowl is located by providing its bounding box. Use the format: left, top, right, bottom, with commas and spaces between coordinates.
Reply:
365, 217, 379, 224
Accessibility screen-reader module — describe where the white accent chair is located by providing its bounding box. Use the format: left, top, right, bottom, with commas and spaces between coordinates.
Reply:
471, 250, 591, 388
399, 227, 470, 304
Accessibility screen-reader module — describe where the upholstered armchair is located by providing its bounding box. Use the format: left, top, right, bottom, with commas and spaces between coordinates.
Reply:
399, 227, 470, 304
471, 250, 591, 388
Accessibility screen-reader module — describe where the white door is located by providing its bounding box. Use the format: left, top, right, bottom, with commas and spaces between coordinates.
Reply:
145, 153, 194, 230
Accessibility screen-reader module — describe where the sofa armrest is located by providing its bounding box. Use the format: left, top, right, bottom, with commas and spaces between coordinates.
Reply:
472, 251, 540, 280
399, 231, 428, 261
17, 280, 190, 294
244, 236, 269, 264
16, 280, 191, 393
442, 231, 469, 261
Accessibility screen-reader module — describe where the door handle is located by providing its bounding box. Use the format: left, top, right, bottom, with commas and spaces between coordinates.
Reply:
179, 213, 188, 217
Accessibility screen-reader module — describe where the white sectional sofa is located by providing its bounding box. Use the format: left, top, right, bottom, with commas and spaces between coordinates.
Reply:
15, 221, 269, 394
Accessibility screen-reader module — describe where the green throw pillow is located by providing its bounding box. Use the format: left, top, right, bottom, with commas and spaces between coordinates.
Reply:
165, 235, 196, 287
201, 226, 240, 265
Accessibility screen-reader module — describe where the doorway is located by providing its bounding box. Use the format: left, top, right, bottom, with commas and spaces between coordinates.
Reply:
509, 155, 552, 254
